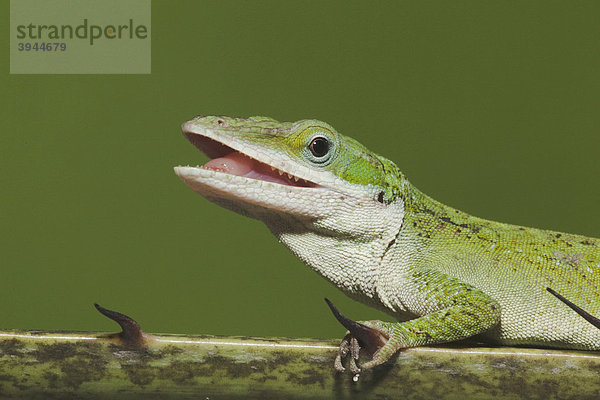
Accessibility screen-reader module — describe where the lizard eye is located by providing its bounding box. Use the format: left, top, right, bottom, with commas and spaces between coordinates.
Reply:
303, 131, 336, 166
309, 137, 330, 158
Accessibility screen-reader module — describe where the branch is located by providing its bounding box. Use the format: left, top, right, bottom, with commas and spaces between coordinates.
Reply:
1, 304, 599, 399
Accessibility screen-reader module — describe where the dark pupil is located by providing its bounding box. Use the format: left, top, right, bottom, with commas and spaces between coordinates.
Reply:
309, 137, 329, 157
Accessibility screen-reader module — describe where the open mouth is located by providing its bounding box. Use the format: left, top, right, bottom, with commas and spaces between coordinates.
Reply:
184, 132, 317, 188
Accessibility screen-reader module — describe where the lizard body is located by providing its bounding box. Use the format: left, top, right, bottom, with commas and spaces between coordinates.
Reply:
174, 115, 600, 371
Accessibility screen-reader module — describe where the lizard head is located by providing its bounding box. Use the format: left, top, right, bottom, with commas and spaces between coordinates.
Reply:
175, 115, 405, 218
174, 115, 407, 291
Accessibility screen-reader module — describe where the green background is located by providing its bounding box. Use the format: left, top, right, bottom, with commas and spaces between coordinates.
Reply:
2, 1, 599, 338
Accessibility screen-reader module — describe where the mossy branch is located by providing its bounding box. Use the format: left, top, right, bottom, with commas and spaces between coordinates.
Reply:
1, 305, 600, 399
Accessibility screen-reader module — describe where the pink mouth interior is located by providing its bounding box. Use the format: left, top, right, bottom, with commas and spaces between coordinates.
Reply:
185, 132, 315, 187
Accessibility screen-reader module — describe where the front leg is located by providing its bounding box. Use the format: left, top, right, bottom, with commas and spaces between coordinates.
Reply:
327, 269, 501, 373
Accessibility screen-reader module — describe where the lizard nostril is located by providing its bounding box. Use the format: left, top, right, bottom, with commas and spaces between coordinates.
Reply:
217, 119, 228, 127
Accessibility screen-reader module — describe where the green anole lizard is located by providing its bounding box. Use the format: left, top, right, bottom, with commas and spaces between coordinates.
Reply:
174, 115, 600, 374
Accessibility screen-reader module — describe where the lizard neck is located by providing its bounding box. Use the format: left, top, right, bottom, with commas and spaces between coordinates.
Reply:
262, 195, 406, 302
401, 182, 476, 236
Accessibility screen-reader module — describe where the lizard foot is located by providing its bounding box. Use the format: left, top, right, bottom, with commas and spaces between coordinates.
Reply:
325, 298, 396, 375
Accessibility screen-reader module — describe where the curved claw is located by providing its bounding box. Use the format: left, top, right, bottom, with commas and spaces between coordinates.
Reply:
94, 303, 152, 347
325, 298, 392, 376
334, 334, 350, 372
348, 336, 361, 373
334, 333, 363, 373
325, 298, 388, 356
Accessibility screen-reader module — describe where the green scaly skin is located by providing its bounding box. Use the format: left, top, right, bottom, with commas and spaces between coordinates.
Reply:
174, 116, 600, 373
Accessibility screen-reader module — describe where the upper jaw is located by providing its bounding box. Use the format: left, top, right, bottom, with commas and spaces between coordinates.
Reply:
177, 118, 321, 188
175, 117, 338, 216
